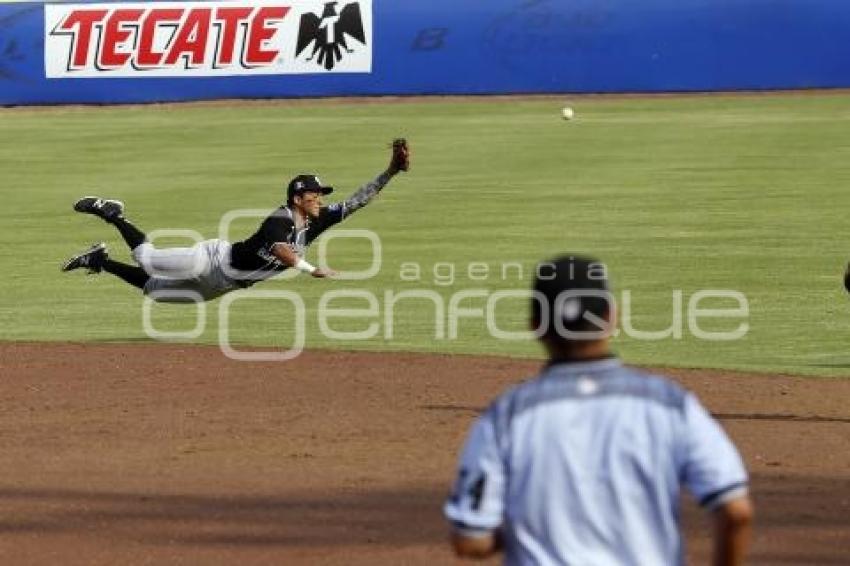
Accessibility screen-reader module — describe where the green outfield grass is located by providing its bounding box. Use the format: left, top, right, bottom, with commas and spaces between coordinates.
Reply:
2, 93, 850, 376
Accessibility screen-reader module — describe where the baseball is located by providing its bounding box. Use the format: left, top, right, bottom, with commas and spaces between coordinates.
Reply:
562, 106, 575, 120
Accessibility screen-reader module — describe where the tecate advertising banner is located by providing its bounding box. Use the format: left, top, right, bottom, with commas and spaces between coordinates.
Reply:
44, 0, 373, 78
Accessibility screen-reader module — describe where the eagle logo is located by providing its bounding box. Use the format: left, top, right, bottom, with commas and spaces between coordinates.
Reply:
295, 2, 366, 70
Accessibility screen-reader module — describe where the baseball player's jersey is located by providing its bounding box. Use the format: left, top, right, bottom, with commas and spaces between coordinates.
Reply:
444, 357, 748, 566
229, 172, 392, 284
229, 204, 344, 283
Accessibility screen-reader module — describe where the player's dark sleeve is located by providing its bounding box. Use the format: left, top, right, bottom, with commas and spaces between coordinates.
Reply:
333, 172, 393, 222
309, 172, 392, 233
314, 204, 345, 230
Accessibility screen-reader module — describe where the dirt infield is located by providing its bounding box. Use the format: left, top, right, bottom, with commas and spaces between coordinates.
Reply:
0, 342, 847, 565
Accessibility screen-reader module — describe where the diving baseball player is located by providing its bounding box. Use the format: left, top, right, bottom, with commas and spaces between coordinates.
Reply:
445, 255, 753, 566
61, 139, 410, 302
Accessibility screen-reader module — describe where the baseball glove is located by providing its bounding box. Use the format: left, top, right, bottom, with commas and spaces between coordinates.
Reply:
391, 138, 410, 172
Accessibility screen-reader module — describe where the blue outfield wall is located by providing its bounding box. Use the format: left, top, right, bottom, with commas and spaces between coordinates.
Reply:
1, 0, 850, 105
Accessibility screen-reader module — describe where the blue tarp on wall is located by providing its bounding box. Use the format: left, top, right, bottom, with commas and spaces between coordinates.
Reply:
2, 0, 849, 105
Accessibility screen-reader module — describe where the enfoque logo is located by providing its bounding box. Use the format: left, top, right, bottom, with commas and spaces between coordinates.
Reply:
139, 227, 750, 362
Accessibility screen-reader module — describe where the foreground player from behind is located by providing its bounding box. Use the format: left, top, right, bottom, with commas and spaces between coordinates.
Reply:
61, 139, 410, 302
445, 255, 754, 566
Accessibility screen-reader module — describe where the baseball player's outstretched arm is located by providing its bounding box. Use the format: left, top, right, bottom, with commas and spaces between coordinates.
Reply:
339, 172, 393, 217
712, 496, 754, 566
271, 242, 335, 278
337, 138, 410, 218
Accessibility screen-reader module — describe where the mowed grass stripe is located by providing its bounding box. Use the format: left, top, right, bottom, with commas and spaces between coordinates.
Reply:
1, 94, 849, 376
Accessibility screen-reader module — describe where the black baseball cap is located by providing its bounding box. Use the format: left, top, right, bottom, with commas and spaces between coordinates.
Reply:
286, 174, 334, 201
532, 255, 613, 336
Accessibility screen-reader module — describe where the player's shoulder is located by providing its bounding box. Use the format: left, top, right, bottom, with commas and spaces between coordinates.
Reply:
263, 206, 296, 232
267, 206, 294, 222
484, 360, 689, 428
617, 366, 690, 411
